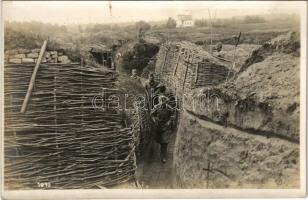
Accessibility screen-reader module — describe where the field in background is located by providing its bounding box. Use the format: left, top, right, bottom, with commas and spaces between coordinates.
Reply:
149, 15, 299, 45
4, 13, 299, 53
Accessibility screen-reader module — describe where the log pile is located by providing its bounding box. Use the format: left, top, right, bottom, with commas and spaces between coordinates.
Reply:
4, 63, 137, 189
5, 49, 72, 64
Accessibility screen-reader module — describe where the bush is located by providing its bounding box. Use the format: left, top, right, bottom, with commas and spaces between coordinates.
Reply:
166, 17, 177, 29
136, 21, 151, 32
243, 16, 266, 24
194, 19, 208, 27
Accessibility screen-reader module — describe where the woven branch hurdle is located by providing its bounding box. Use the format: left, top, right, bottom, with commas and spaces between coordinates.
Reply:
4, 63, 137, 189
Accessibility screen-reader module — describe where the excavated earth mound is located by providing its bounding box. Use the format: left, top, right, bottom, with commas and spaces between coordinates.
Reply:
239, 31, 300, 73
215, 44, 261, 72
174, 31, 300, 188
185, 31, 300, 141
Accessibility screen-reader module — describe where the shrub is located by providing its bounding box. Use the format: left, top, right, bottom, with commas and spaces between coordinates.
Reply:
243, 16, 266, 24
166, 17, 177, 29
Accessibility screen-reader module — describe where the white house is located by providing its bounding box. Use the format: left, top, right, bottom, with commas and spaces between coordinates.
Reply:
176, 14, 194, 28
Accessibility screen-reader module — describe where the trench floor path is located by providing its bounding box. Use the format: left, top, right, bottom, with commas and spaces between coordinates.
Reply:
136, 132, 176, 189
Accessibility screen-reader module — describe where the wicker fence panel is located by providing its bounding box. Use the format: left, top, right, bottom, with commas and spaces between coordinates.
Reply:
4, 63, 137, 189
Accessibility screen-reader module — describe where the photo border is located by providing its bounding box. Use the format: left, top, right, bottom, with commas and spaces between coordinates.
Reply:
0, 1, 306, 199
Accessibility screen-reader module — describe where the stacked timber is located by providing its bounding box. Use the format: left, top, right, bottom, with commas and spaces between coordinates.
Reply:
5, 49, 72, 64
4, 63, 136, 189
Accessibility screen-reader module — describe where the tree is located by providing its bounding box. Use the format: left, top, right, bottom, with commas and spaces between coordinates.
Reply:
135, 21, 151, 32
166, 17, 177, 29
243, 15, 266, 24
78, 25, 84, 33
135, 21, 151, 42
194, 18, 208, 27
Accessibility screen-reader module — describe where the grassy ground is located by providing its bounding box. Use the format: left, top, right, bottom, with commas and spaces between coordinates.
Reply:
148, 18, 299, 45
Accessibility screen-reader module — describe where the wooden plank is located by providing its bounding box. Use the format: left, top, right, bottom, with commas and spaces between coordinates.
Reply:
20, 40, 48, 113
182, 54, 194, 90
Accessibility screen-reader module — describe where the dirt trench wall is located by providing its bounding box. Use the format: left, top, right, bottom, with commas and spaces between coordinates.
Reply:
182, 49, 300, 142
174, 111, 299, 188
183, 84, 299, 142
155, 41, 233, 97
239, 31, 300, 74
172, 32, 300, 188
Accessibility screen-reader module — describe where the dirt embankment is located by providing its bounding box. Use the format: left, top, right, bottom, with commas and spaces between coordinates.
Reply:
239, 31, 300, 73
215, 44, 261, 72
173, 31, 300, 188
174, 111, 299, 188
184, 31, 300, 141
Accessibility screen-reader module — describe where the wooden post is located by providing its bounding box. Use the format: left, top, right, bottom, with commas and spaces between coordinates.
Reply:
195, 62, 200, 83
160, 48, 168, 74
54, 63, 59, 187
208, 9, 213, 54
173, 51, 181, 76
206, 161, 211, 188
80, 57, 84, 67
20, 40, 48, 113
182, 54, 193, 90
226, 32, 241, 81
182, 63, 189, 90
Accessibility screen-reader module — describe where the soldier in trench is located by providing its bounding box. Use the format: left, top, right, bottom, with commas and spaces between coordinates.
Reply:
150, 95, 174, 163
145, 73, 159, 109
153, 85, 167, 106
130, 68, 141, 83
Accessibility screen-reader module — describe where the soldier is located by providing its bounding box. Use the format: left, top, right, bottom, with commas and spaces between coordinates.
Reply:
145, 73, 159, 109
145, 73, 158, 91
151, 95, 173, 163
130, 69, 138, 78
130, 69, 141, 84
152, 85, 166, 106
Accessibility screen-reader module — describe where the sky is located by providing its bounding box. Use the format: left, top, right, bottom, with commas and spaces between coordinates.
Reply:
3, 1, 304, 25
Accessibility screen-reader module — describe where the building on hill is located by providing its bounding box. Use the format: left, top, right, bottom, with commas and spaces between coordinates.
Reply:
176, 14, 194, 28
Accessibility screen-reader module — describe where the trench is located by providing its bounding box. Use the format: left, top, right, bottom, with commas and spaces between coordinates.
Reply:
112, 31, 300, 188
4, 29, 300, 189
129, 93, 299, 189
135, 131, 177, 188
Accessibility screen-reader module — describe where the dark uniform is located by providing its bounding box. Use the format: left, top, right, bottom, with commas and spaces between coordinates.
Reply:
130, 75, 141, 83
151, 102, 173, 163
145, 79, 159, 109
130, 69, 141, 83
145, 79, 159, 94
